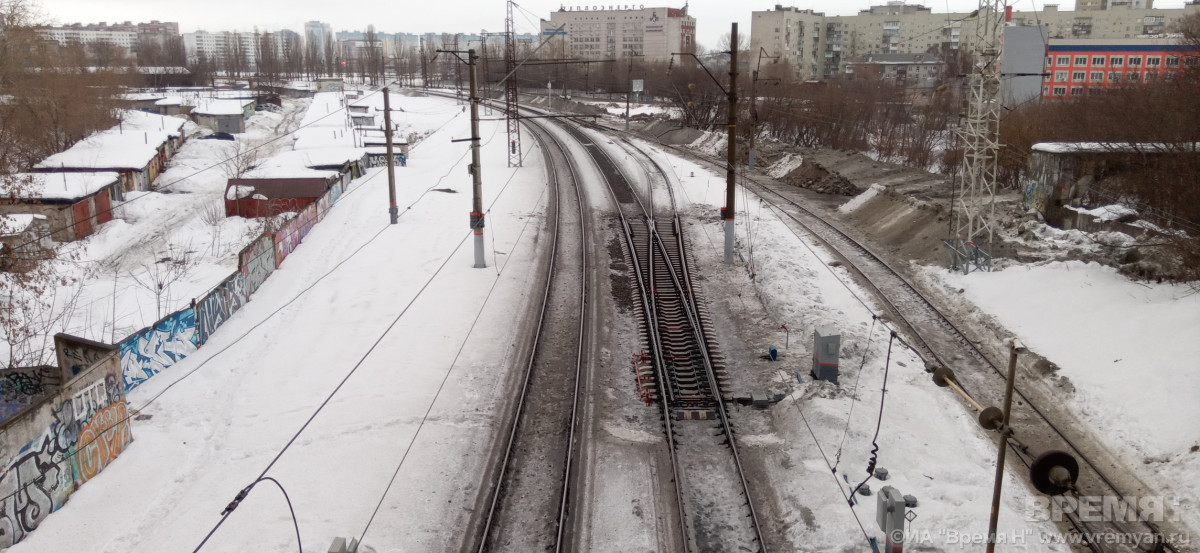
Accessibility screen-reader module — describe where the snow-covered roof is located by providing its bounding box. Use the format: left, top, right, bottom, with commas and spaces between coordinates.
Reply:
33, 111, 185, 171
241, 163, 340, 180
1032, 142, 1200, 154
281, 148, 367, 168
124, 92, 166, 102
193, 99, 252, 116
0, 214, 46, 236
253, 149, 365, 176
4, 172, 120, 200
155, 97, 184, 106
292, 127, 358, 150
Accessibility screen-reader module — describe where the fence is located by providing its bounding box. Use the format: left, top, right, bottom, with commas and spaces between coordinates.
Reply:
0, 347, 129, 548
0, 171, 354, 548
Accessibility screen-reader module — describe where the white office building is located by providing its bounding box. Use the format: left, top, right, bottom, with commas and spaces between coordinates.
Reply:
540, 5, 696, 62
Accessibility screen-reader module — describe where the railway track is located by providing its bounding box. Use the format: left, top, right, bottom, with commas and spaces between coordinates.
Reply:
551, 118, 767, 553
632, 134, 1185, 553
460, 109, 592, 553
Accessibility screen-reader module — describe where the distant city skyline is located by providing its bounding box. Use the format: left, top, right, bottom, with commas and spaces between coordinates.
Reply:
42, 0, 1192, 51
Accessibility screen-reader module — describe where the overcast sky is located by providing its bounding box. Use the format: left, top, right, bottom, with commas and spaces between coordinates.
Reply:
42, 0, 1189, 50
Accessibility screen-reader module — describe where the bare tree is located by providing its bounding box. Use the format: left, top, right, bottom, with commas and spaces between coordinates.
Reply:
128, 242, 197, 322
220, 140, 260, 180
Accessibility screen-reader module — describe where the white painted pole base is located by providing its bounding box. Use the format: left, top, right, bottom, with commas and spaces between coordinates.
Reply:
724, 220, 735, 265
474, 233, 487, 268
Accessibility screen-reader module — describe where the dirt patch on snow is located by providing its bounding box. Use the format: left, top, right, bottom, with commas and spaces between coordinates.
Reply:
779, 158, 860, 196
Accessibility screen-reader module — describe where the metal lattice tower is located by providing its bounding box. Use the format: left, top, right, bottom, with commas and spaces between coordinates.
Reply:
948, 0, 1006, 274
504, 0, 523, 167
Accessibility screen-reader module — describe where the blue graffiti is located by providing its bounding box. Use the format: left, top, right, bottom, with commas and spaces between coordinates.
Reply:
196, 273, 247, 346
119, 309, 197, 392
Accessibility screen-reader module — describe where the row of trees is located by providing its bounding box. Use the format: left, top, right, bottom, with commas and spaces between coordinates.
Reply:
489, 19, 1198, 274
1, 0, 135, 366
188, 26, 394, 86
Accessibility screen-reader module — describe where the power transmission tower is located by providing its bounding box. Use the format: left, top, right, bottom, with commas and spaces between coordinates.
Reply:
948, 1, 1006, 274
504, 0, 523, 167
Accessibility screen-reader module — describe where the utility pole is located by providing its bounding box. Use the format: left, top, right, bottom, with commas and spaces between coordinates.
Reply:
454, 34, 463, 95
986, 339, 1024, 553
749, 48, 779, 171
468, 49, 486, 268
383, 87, 399, 224
623, 51, 642, 132
724, 23, 739, 265
671, 22, 739, 264
420, 37, 429, 88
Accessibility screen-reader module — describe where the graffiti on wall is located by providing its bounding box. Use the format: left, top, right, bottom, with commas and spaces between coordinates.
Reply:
273, 216, 303, 268
0, 371, 130, 547
1022, 178, 1049, 213
365, 153, 405, 168
69, 373, 119, 423
0, 402, 79, 548
119, 308, 197, 392
74, 401, 131, 485
54, 334, 118, 377
314, 195, 331, 224
239, 233, 275, 297
296, 203, 317, 241
0, 367, 61, 422
196, 272, 247, 346
329, 181, 344, 204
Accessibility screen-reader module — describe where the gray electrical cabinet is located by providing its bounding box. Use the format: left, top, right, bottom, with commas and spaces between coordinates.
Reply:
811, 325, 840, 384
877, 485, 907, 552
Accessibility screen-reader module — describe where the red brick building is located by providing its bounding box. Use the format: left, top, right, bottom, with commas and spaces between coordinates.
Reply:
1042, 38, 1199, 100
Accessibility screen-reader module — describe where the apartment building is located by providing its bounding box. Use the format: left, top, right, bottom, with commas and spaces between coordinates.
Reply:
751, 2, 1199, 81
1042, 37, 1197, 99
540, 4, 696, 62
305, 21, 334, 59
183, 30, 296, 71
38, 21, 180, 56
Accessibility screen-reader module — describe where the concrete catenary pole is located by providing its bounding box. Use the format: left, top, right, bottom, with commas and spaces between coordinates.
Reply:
468, 49, 486, 268
724, 23, 739, 265
383, 87, 399, 224
986, 338, 1025, 552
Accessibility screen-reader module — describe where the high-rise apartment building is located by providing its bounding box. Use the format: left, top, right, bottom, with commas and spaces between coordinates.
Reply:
540, 5, 695, 62
183, 30, 295, 71
305, 21, 334, 60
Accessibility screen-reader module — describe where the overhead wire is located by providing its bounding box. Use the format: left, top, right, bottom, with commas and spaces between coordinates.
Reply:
190, 108, 539, 552
355, 154, 535, 546
0, 98, 477, 513
849, 332, 896, 502
775, 368, 875, 545
833, 314, 879, 470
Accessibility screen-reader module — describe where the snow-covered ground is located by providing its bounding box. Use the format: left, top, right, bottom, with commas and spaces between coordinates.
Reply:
9, 92, 1196, 552
10, 90, 548, 552
628, 142, 1072, 551
929, 261, 1200, 526
13, 102, 311, 361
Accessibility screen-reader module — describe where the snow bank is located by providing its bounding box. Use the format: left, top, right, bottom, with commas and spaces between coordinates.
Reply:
839, 183, 885, 214
938, 261, 1200, 519
766, 153, 803, 179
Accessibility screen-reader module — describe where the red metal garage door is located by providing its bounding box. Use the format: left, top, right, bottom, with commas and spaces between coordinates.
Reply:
95, 189, 113, 225
72, 201, 92, 238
